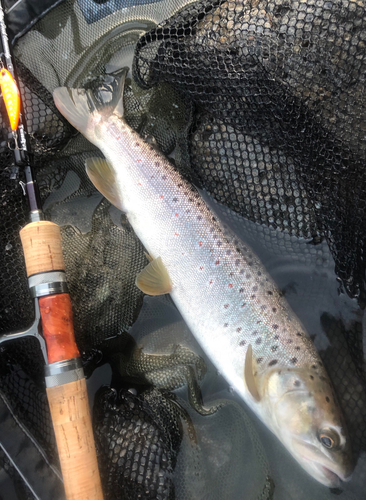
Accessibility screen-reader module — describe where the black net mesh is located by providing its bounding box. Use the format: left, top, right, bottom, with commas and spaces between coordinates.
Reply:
94, 387, 183, 500
0, 0, 366, 498
133, 0, 366, 303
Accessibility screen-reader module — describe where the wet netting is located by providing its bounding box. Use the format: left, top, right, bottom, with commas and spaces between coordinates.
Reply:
0, 0, 366, 498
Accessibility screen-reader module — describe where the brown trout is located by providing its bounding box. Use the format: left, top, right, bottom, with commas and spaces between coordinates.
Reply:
53, 71, 354, 487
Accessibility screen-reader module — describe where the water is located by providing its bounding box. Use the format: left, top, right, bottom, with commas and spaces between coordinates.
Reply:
126, 192, 366, 499
25, 33, 365, 498
2, 3, 366, 496
39, 157, 366, 498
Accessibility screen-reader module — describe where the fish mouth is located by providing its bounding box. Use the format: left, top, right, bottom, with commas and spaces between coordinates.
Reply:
320, 465, 341, 487
300, 454, 343, 487
293, 440, 352, 487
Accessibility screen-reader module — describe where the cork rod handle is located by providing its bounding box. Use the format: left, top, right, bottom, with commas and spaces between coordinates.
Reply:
47, 378, 104, 500
20, 220, 66, 276
20, 221, 104, 500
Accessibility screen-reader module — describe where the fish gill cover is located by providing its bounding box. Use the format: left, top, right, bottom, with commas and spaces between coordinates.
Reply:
0, 0, 365, 498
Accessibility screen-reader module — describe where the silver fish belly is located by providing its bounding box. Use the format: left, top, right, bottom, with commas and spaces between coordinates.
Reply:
53, 80, 354, 487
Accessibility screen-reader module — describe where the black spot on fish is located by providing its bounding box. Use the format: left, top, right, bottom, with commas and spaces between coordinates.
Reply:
251, 295, 256, 299
294, 380, 301, 387
162, 175, 167, 180
310, 375, 314, 380
287, 339, 293, 344
272, 308, 277, 313
248, 262, 253, 266
257, 271, 262, 276
239, 339, 246, 346
239, 288, 244, 293
261, 305, 267, 310
135, 142, 141, 147
237, 327, 242, 332
296, 332, 302, 337
271, 345, 278, 352
154, 162, 160, 168
291, 357, 298, 364
326, 397, 330, 403
274, 335, 279, 340
272, 324, 279, 330
188, 198, 193, 202
252, 331, 258, 336
312, 365, 317, 369
255, 337, 262, 344
234, 239, 239, 245
212, 217, 216, 222
267, 291, 273, 295
224, 323, 228, 327
172, 197, 178, 202
268, 359, 277, 366
295, 346, 301, 351
257, 358, 263, 364
197, 215, 202, 221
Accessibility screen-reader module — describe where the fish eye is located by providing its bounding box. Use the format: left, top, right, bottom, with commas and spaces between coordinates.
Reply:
320, 435, 333, 448
319, 429, 340, 449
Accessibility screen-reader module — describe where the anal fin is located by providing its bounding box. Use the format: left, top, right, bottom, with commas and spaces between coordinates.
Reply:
136, 256, 172, 296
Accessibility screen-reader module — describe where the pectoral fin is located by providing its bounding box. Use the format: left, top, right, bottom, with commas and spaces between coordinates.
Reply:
244, 345, 261, 402
85, 157, 124, 211
144, 252, 154, 263
136, 256, 172, 295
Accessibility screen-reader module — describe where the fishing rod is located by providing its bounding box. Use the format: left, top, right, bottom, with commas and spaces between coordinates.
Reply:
0, 2, 104, 499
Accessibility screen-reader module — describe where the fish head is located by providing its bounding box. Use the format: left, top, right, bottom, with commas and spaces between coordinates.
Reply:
264, 367, 354, 487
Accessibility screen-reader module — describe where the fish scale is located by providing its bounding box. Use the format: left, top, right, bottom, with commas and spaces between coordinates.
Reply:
53, 76, 354, 487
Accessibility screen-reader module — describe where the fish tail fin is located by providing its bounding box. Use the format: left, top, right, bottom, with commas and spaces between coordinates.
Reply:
53, 86, 95, 136
53, 68, 128, 134
107, 67, 127, 119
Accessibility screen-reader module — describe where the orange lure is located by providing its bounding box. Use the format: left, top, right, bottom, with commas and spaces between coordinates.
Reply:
0, 67, 20, 130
